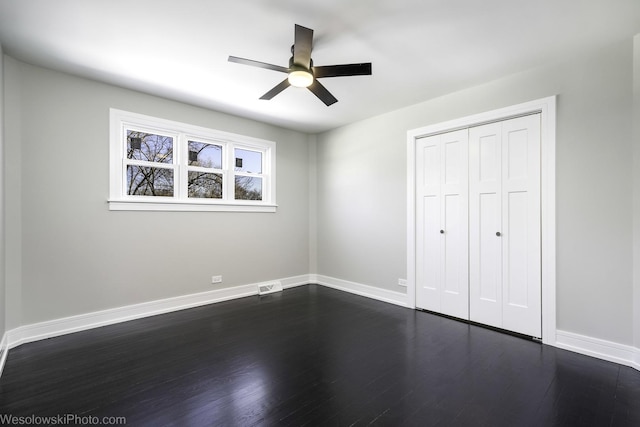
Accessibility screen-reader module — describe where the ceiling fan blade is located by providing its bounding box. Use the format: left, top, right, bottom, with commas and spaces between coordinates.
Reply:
260, 78, 291, 100
293, 24, 313, 68
313, 63, 372, 78
308, 80, 338, 106
228, 56, 289, 73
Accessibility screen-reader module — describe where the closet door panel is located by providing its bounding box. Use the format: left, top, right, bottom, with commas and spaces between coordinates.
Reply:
469, 123, 502, 328
416, 130, 468, 319
420, 195, 441, 305
415, 136, 442, 312
444, 194, 463, 295
442, 192, 467, 317
440, 131, 469, 319
502, 115, 541, 337
422, 142, 441, 192
479, 193, 501, 303
505, 192, 528, 305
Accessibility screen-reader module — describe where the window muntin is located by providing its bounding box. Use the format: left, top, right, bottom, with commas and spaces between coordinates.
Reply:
110, 109, 276, 212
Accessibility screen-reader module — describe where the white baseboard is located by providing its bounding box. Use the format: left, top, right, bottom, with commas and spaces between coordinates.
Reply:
280, 275, 311, 290
7, 275, 310, 350
0, 332, 8, 379
3, 276, 639, 378
311, 274, 409, 308
556, 330, 640, 371
6, 274, 405, 352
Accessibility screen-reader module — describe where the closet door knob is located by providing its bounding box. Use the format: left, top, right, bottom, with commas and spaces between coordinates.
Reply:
440, 230, 445, 234
496, 232, 501, 237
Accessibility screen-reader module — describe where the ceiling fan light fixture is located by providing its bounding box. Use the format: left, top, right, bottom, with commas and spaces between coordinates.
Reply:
228, 24, 371, 105
288, 70, 314, 88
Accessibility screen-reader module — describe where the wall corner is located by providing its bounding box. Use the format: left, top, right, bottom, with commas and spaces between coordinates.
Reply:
308, 133, 318, 274
632, 34, 640, 351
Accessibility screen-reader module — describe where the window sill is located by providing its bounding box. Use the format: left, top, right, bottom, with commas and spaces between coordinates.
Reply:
108, 199, 277, 212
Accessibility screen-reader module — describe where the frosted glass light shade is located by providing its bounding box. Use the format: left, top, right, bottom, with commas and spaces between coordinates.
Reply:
288, 70, 313, 88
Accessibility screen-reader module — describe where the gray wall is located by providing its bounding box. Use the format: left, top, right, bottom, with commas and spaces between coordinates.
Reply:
4, 57, 311, 326
316, 38, 636, 346
0, 44, 5, 339
4, 57, 21, 330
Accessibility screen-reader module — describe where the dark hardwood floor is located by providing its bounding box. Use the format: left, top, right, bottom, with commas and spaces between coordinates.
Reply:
0, 284, 639, 426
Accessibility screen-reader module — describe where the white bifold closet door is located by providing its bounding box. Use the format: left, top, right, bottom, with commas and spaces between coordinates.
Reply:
469, 114, 541, 337
415, 129, 469, 320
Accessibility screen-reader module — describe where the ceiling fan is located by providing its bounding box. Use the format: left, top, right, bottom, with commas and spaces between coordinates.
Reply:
228, 24, 372, 106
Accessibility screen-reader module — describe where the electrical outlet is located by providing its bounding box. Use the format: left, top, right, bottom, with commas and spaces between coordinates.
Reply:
398, 279, 407, 287
211, 275, 222, 284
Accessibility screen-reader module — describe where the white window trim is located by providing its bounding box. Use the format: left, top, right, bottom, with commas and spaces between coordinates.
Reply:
109, 109, 277, 212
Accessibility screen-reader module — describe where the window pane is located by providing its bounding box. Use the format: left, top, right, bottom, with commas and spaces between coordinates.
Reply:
188, 141, 222, 169
188, 171, 223, 199
234, 148, 262, 173
235, 176, 262, 200
126, 165, 174, 196
127, 130, 173, 164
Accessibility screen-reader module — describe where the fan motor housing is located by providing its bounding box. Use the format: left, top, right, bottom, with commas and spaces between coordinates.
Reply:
289, 57, 313, 73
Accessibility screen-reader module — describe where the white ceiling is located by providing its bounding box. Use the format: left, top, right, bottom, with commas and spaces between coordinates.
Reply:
1, 0, 639, 133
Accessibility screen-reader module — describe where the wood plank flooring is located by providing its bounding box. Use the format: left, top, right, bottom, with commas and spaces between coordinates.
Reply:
0, 284, 639, 426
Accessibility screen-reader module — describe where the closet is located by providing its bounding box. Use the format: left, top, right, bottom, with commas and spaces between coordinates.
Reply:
415, 114, 541, 338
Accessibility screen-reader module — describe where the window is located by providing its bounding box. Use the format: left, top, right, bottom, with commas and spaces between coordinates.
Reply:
109, 109, 276, 212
